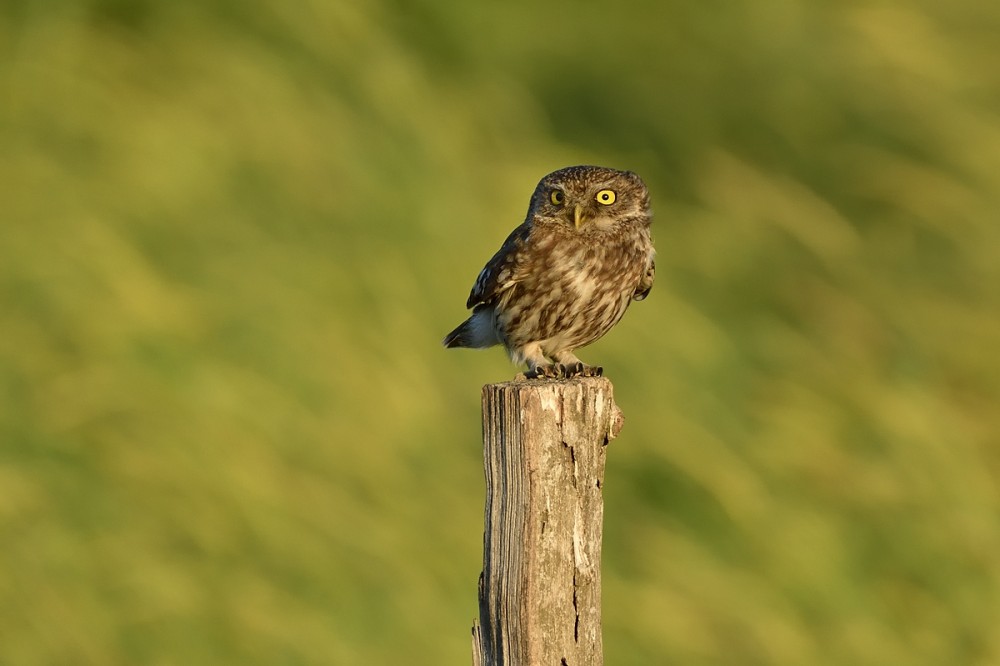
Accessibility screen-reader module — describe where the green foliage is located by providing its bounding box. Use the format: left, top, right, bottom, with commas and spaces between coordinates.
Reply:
2, 0, 999, 663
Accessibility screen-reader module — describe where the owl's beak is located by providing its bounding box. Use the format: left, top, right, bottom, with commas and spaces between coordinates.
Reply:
573, 204, 586, 229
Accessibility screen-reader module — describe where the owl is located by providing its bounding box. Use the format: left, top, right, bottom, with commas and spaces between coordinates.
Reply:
443, 165, 655, 379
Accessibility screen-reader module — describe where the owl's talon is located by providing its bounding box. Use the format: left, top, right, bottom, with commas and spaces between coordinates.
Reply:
525, 364, 561, 380
526, 363, 602, 379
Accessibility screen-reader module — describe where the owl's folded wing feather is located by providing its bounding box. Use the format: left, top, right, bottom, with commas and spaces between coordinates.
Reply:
633, 257, 655, 301
466, 221, 532, 309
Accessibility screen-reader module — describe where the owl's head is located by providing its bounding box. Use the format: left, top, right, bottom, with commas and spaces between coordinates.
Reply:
528, 165, 651, 230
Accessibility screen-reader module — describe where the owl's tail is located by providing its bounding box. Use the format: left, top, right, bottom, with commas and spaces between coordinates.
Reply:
442, 307, 500, 349
442, 320, 472, 348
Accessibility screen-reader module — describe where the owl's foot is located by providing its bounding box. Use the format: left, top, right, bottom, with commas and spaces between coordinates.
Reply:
560, 362, 603, 378
518, 363, 605, 379
523, 364, 565, 380
560, 362, 586, 377
519, 362, 603, 380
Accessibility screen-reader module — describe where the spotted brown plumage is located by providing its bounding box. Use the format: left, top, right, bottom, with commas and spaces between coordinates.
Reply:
443, 165, 655, 379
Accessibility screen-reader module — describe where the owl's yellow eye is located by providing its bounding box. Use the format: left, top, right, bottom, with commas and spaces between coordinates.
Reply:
596, 189, 616, 205
549, 190, 565, 205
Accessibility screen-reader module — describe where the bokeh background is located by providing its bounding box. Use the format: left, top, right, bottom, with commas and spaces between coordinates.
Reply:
2, 0, 1000, 664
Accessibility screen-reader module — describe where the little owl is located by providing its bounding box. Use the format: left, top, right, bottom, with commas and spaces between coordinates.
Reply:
443, 165, 655, 379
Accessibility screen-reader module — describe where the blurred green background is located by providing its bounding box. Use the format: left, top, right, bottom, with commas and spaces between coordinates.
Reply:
2, 0, 999, 664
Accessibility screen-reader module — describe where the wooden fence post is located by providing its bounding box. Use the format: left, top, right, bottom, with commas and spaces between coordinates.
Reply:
471, 376, 624, 666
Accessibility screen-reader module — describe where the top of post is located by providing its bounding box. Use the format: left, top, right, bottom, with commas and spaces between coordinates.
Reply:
482, 376, 624, 441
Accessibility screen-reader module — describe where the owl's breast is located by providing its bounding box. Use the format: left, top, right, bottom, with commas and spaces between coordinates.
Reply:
493, 226, 648, 349
549, 231, 647, 297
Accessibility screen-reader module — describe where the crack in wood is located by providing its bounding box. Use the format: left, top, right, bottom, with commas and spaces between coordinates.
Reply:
573, 572, 580, 643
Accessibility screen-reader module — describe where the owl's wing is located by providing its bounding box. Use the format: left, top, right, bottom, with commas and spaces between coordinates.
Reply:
466, 221, 532, 309
633, 257, 655, 301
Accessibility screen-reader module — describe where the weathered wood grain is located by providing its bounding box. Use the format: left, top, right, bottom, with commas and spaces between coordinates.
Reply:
472, 377, 624, 666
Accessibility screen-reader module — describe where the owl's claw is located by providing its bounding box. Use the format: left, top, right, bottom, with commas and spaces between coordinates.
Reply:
524, 364, 565, 380
555, 362, 603, 378
522, 363, 603, 380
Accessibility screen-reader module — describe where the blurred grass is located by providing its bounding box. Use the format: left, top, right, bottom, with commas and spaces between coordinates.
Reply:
2, 0, 1000, 663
